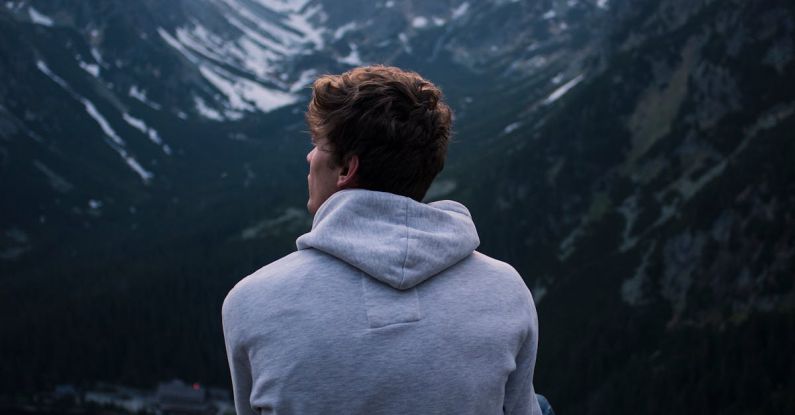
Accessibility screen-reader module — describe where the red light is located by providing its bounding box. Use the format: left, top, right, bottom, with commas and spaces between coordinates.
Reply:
193, 383, 200, 390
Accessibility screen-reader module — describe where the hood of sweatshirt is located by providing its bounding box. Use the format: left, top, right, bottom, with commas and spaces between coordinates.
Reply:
296, 189, 480, 290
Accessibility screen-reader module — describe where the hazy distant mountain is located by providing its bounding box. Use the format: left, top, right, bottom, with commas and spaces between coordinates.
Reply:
1, 1, 792, 414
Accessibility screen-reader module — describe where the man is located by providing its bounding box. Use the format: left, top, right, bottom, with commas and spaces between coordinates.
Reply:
222, 65, 543, 414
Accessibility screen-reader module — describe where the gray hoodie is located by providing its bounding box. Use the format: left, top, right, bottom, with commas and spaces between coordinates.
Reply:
222, 189, 541, 415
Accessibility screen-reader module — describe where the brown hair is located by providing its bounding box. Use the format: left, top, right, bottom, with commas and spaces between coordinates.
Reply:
306, 65, 452, 201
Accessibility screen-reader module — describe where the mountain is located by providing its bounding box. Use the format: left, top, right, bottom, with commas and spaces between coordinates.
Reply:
456, 0, 795, 412
1, 0, 793, 414
0, 0, 598, 271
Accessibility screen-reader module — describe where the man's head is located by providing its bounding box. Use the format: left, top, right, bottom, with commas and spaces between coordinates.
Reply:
304, 65, 452, 214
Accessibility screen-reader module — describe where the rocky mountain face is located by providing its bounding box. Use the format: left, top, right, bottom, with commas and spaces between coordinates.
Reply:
459, 0, 794, 412
1, 0, 792, 414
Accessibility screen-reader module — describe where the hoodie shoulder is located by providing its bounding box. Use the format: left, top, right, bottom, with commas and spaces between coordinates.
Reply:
465, 251, 537, 315
222, 251, 324, 324
225, 251, 301, 297
470, 251, 526, 284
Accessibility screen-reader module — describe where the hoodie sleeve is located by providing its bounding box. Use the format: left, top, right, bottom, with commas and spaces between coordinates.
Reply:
503, 296, 542, 415
222, 293, 258, 415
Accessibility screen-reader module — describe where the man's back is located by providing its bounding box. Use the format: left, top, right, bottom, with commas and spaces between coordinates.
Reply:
223, 190, 542, 414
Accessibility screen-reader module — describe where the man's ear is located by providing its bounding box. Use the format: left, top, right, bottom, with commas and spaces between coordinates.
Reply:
337, 154, 359, 188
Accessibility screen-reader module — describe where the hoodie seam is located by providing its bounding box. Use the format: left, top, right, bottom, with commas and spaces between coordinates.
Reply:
399, 200, 410, 289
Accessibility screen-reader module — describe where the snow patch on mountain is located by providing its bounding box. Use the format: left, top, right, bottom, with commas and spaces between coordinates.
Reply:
37, 60, 153, 183
158, 27, 200, 64
158, 15, 304, 117
338, 44, 363, 66
398, 32, 412, 53
543, 74, 584, 104
79, 61, 100, 77
412, 16, 429, 29
283, 4, 324, 49
199, 65, 298, 115
35, 60, 68, 89
251, 0, 310, 14
194, 96, 224, 121
224, 14, 289, 55
128, 86, 162, 110
122, 157, 154, 183
218, 0, 324, 51
451, 2, 470, 20
175, 23, 231, 64
171, 21, 285, 82
218, 0, 304, 47
90, 48, 105, 66
236, 36, 282, 79
81, 98, 153, 182
88, 199, 103, 210
82, 99, 124, 146
503, 122, 521, 134
123, 113, 171, 155
289, 69, 318, 92
334, 22, 356, 40
28, 6, 53, 26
